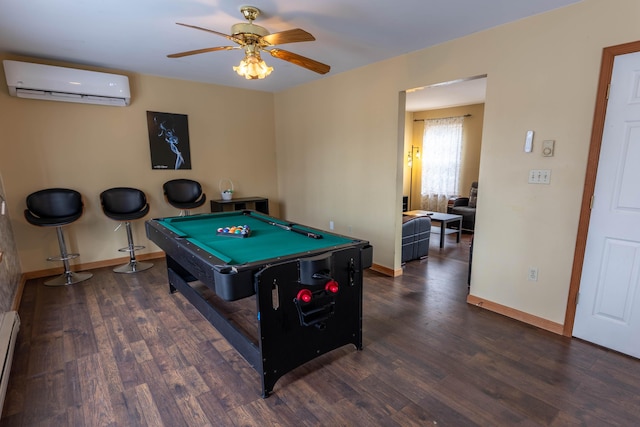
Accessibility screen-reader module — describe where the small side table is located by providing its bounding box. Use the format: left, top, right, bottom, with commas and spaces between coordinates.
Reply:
210, 196, 269, 214
428, 212, 463, 248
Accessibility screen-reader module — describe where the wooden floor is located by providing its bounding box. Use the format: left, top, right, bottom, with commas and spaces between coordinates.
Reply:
2, 233, 640, 426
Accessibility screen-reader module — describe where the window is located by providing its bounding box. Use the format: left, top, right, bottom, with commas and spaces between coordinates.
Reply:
420, 116, 464, 212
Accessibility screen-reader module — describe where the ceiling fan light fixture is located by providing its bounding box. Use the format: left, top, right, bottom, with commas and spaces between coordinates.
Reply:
169, 5, 330, 77
233, 51, 273, 80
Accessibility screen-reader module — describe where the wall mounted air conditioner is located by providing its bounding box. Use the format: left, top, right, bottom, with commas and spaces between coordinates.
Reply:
3, 60, 131, 106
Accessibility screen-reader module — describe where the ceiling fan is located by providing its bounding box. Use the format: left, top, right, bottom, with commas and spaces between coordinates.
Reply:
167, 6, 330, 80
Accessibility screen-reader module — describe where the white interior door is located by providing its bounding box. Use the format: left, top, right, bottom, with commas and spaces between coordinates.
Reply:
573, 51, 640, 358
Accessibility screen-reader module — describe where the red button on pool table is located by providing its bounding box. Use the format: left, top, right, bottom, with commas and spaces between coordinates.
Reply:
296, 289, 312, 303
325, 280, 339, 294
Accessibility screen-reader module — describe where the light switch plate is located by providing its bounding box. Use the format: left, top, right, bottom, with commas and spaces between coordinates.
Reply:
528, 169, 551, 184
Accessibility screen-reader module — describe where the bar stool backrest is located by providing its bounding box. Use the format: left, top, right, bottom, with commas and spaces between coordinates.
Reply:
100, 187, 150, 221
25, 188, 83, 226
163, 179, 206, 209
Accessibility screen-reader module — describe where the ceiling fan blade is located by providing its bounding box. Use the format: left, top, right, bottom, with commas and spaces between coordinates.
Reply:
175, 23, 243, 44
262, 28, 315, 46
167, 46, 238, 58
268, 49, 330, 74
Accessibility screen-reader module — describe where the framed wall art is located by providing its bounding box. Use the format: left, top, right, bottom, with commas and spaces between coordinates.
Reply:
147, 111, 192, 170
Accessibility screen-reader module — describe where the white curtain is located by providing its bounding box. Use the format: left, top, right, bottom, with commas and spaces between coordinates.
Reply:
420, 116, 464, 212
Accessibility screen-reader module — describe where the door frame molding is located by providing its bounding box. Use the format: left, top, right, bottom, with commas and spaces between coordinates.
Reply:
564, 40, 640, 336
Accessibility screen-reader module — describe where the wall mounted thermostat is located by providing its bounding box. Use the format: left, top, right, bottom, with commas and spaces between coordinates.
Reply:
524, 130, 534, 153
542, 140, 555, 157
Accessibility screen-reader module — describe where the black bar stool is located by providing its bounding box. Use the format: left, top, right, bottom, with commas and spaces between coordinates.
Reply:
163, 179, 206, 216
100, 187, 153, 273
24, 188, 93, 286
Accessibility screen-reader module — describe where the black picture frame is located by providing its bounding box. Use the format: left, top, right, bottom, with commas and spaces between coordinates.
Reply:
147, 111, 192, 170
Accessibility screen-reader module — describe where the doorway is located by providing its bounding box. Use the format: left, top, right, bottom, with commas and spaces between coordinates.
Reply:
400, 76, 486, 276
404, 76, 486, 213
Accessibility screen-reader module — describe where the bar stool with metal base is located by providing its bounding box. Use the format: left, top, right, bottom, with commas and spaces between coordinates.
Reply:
163, 179, 206, 216
100, 187, 153, 273
24, 188, 93, 287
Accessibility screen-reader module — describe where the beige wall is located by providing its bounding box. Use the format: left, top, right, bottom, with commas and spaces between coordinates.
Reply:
0, 54, 279, 279
274, 0, 640, 326
275, 59, 402, 274
405, 104, 484, 210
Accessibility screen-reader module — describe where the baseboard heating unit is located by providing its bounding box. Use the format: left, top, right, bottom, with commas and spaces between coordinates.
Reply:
0, 311, 19, 413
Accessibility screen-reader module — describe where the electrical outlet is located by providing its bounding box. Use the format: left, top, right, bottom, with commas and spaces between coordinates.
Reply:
329, 220, 334, 230
528, 267, 538, 281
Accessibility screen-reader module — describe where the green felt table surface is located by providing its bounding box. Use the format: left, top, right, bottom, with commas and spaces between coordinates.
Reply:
156, 211, 354, 265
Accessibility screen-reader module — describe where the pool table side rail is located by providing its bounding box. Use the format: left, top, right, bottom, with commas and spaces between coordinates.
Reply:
146, 218, 253, 301
155, 211, 362, 266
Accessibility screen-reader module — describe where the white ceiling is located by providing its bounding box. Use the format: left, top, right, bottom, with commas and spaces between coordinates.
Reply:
0, 0, 580, 97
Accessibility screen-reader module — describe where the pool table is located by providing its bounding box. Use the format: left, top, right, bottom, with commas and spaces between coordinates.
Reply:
145, 210, 373, 397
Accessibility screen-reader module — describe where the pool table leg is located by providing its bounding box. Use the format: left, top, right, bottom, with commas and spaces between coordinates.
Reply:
255, 247, 363, 397
166, 255, 194, 294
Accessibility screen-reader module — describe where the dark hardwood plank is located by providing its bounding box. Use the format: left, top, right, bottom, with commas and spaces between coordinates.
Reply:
120, 387, 149, 427
61, 284, 98, 362
77, 353, 116, 426
195, 390, 235, 426
135, 361, 187, 427
2, 233, 640, 426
